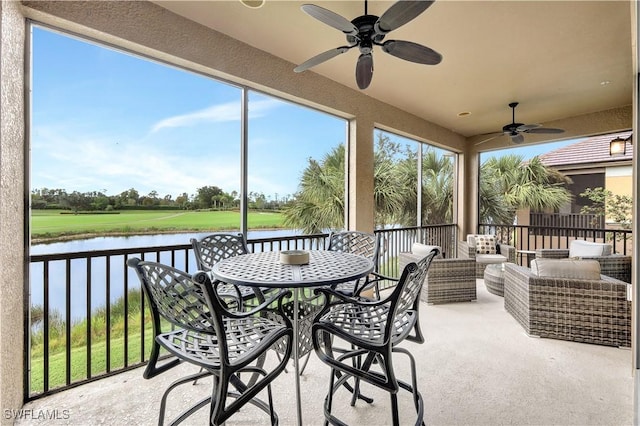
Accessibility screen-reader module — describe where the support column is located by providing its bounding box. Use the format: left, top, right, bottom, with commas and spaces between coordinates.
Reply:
348, 118, 375, 233
0, 1, 27, 420
459, 146, 480, 240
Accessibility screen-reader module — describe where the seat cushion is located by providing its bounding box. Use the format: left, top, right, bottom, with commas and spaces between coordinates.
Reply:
569, 240, 612, 258
411, 243, 442, 258
530, 258, 601, 280
474, 235, 497, 255
475, 254, 507, 264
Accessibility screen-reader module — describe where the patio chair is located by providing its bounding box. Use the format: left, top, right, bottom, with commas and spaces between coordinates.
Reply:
535, 239, 631, 283
399, 243, 476, 304
458, 234, 516, 278
326, 230, 392, 299
311, 249, 438, 426
127, 258, 293, 425
191, 233, 268, 308
504, 259, 631, 347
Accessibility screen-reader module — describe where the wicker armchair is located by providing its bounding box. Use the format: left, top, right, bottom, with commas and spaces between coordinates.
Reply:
535, 240, 631, 283
399, 246, 476, 304
504, 262, 631, 348
128, 258, 293, 425
458, 234, 516, 278
311, 250, 438, 425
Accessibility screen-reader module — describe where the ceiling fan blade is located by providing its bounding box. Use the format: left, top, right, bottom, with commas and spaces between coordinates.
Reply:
355, 53, 374, 90
381, 40, 442, 65
516, 124, 541, 132
294, 46, 351, 73
376, 0, 434, 34
524, 127, 565, 134
301, 4, 358, 35
475, 133, 503, 146
510, 134, 525, 144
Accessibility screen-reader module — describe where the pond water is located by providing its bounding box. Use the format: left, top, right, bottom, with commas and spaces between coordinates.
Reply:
30, 229, 300, 255
30, 229, 302, 321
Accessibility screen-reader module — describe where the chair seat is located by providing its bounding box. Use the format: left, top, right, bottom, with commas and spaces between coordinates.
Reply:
475, 254, 507, 264
158, 316, 288, 369
319, 303, 418, 346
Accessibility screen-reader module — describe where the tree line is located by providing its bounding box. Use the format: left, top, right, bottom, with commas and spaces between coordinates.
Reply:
30, 186, 293, 212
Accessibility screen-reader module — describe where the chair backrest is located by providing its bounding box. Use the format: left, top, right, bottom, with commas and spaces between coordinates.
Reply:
389, 249, 438, 341
191, 233, 249, 271
327, 231, 379, 269
128, 258, 216, 332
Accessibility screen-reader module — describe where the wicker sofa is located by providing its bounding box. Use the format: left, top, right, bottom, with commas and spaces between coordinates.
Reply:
399, 243, 476, 304
458, 234, 516, 278
535, 240, 631, 283
504, 260, 631, 348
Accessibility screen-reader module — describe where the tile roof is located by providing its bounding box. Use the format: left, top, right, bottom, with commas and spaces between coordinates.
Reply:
538, 131, 633, 167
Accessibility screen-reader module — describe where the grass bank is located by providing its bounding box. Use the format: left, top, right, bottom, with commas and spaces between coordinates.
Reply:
31, 209, 286, 243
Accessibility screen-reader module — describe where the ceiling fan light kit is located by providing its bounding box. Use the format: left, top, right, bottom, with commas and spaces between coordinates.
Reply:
476, 102, 565, 146
294, 0, 442, 89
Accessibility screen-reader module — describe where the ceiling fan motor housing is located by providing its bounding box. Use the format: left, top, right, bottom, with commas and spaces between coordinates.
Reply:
503, 123, 524, 134
347, 15, 385, 49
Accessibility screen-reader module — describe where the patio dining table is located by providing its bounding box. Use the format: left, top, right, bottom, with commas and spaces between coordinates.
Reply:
210, 249, 374, 426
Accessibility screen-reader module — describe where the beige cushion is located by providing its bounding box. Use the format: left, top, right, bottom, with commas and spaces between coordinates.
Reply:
411, 243, 442, 258
530, 258, 601, 280
568, 240, 612, 258
474, 235, 497, 255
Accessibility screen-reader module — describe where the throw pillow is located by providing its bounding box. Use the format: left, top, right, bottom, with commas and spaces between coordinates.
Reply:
568, 240, 612, 258
475, 235, 496, 255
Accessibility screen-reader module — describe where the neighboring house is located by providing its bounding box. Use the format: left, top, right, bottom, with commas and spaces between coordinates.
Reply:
539, 131, 633, 223
512, 131, 633, 255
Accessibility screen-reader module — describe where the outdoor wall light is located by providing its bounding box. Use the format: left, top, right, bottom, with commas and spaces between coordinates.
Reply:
609, 134, 632, 157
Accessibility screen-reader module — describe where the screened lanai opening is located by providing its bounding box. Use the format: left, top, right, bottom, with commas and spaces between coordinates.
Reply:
27, 23, 348, 398
372, 129, 457, 262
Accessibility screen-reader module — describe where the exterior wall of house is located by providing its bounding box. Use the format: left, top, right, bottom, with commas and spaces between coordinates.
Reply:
0, 0, 26, 420
606, 165, 633, 197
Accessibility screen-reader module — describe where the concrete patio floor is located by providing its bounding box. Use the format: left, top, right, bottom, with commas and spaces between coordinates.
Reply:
19, 281, 633, 425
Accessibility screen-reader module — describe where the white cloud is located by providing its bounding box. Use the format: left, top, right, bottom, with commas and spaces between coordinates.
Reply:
30, 126, 242, 197
150, 98, 282, 133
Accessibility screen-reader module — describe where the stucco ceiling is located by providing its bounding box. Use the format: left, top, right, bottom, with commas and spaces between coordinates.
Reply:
153, 0, 633, 142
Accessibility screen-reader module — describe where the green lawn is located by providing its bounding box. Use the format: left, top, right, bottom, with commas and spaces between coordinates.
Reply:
31, 209, 285, 240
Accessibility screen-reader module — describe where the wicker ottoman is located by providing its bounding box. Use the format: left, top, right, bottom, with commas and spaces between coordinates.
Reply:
483, 263, 505, 296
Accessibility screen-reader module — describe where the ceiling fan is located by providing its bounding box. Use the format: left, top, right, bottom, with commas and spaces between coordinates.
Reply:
476, 102, 565, 145
293, 0, 442, 90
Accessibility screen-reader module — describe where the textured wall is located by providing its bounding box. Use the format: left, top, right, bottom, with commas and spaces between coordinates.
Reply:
0, 0, 25, 420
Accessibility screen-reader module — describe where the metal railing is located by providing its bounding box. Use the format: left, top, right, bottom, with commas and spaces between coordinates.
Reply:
26, 225, 456, 400
529, 213, 604, 231
479, 223, 633, 266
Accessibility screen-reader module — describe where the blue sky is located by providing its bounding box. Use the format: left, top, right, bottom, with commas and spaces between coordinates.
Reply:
31, 27, 345, 200
31, 26, 577, 199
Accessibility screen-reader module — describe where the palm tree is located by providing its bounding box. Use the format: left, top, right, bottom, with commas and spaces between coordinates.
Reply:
284, 134, 457, 233
479, 154, 572, 224
282, 145, 346, 234
421, 150, 454, 224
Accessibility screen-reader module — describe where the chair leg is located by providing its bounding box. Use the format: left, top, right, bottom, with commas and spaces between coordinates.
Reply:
266, 383, 277, 426
323, 367, 337, 426
158, 370, 211, 426
390, 393, 400, 426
